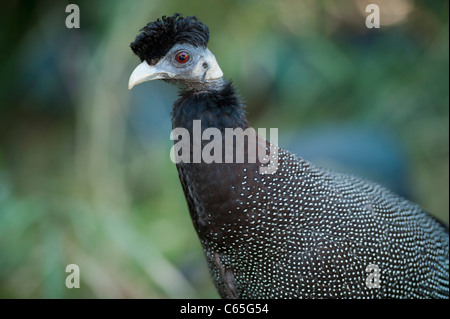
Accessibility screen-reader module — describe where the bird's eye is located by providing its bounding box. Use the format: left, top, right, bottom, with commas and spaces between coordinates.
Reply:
175, 51, 190, 64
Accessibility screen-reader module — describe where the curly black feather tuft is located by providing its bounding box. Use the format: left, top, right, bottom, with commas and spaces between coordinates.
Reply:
130, 13, 210, 65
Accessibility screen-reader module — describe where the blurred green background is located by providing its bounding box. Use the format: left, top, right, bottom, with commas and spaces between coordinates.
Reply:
0, 0, 448, 298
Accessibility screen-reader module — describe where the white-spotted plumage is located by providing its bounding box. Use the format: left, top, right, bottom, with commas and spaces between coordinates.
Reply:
195, 147, 449, 299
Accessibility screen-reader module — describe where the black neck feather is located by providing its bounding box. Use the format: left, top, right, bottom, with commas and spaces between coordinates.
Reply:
171, 81, 248, 132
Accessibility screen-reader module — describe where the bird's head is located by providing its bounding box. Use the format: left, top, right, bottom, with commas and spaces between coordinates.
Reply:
128, 14, 223, 90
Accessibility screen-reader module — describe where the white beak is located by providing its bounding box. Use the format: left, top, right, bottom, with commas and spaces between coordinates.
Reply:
128, 61, 171, 90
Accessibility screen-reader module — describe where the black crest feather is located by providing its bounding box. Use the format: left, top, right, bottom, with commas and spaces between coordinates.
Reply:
130, 13, 210, 65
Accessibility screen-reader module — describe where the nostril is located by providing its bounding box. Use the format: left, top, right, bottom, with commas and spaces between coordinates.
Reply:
202, 62, 208, 69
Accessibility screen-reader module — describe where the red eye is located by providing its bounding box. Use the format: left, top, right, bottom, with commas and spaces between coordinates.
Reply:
175, 51, 190, 63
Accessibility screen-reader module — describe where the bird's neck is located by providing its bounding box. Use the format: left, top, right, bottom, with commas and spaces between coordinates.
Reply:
170, 80, 253, 238
171, 80, 248, 132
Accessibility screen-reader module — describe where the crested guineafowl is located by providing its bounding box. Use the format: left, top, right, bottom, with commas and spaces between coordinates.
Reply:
128, 14, 449, 299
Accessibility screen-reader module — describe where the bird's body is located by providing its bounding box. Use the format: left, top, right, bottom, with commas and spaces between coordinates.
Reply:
129, 14, 449, 299
173, 82, 449, 299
